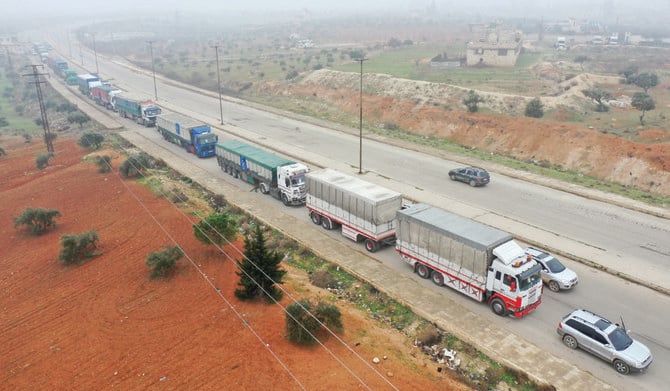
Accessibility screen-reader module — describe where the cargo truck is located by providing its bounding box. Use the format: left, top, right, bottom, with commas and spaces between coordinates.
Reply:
306, 168, 402, 252
90, 85, 122, 110
77, 73, 101, 95
64, 69, 79, 85
111, 92, 161, 127
156, 113, 218, 158
215, 140, 309, 205
395, 203, 543, 317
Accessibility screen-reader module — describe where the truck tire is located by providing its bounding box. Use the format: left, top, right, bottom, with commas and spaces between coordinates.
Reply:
259, 183, 269, 194
490, 298, 508, 317
321, 217, 334, 230
282, 193, 290, 206
416, 264, 430, 279
431, 271, 444, 286
364, 238, 379, 253
310, 212, 322, 225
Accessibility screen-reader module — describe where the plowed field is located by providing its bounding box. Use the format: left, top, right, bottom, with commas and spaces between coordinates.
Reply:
0, 137, 468, 390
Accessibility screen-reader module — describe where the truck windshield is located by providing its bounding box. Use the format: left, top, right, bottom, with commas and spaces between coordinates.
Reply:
145, 107, 162, 116
198, 133, 218, 144
291, 175, 305, 186
516, 263, 542, 291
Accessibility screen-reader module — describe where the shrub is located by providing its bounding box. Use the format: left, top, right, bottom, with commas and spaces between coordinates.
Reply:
95, 155, 112, 173
193, 212, 238, 246
119, 152, 154, 177
146, 245, 183, 279
309, 270, 338, 289
13, 207, 61, 235
79, 132, 105, 149
285, 299, 343, 345
36, 152, 54, 169
524, 98, 544, 118
59, 231, 99, 265
463, 90, 484, 113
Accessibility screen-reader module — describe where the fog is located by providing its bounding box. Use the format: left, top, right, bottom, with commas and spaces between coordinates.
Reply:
1, 0, 669, 34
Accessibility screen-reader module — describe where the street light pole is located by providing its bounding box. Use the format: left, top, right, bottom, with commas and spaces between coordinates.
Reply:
147, 40, 158, 101
92, 32, 99, 76
356, 58, 367, 174
213, 44, 224, 124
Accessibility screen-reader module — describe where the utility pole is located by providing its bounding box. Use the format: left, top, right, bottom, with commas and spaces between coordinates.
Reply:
91, 32, 99, 76
355, 57, 367, 174
23, 65, 54, 153
147, 40, 158, 101
212, 44, 224, 124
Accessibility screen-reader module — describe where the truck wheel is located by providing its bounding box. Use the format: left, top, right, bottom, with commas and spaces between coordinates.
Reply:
282, 193, 290, 206
416, 264, 430, 279
490, 298, 508, 317
364, 239, 379, 253
431, 271, 444, 286
259, 183, 269, 194
548, 280, 560, 292
310, 212, 322, 225
321, 217, 333, 230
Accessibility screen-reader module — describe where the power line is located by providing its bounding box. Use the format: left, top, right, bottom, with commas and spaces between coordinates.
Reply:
110, 141, 398, 389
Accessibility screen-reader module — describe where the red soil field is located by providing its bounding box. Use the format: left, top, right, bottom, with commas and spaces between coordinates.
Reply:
0, 137, 468, 390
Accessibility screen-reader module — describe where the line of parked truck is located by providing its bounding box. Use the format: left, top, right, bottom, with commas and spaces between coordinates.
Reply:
42, 44, 543, 317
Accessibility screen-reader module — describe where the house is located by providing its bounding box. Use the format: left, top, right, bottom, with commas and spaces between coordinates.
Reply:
466, 30, 522, 67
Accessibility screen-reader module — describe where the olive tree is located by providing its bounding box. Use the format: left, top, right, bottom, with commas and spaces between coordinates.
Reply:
463, 90, 484, 113
631, 93, 655, 125
193, 212, 238, 247
524, 98, 544, 118
14, 207, 61, 235
285, 299, 343, 345
78, 132, 105, 149
146, 245, 183, 279
582, 88, 612, 112
59, 231, 99, 265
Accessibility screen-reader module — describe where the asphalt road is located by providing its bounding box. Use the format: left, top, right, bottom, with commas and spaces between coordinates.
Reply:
42, 31, 670, 390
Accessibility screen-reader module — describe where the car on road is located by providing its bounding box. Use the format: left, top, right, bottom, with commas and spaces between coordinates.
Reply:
448, 166, 490, 187
557, 309, 653, 374
524, 247, 578, 292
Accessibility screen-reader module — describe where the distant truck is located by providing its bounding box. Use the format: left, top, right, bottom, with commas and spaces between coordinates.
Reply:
215, 140, 309, 205
111, 92, 161, 127
90, 85, 122, 110
76, 73, 101, 95
306, 168, 402, 252
64, 69, 79, 85
395, 203, 543, 317
156, 113, 218, 158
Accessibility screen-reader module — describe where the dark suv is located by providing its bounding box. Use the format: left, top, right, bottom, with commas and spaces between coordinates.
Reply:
557, 309, 653, 374
448, 167, 490, 187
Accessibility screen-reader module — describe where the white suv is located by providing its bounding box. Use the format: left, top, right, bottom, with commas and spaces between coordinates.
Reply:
557, 309, 653, 374
525, 247, 578, 292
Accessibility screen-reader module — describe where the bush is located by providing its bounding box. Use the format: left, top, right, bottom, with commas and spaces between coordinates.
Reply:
309, 270, 338, 289
146, 245, 183, 279
36, 152, 54, 169
285, 299, 343, 345
95, 155, 112, 173
119, 152, 154, 177
59, 231, 99, 265
13, 207, 61, 235
79, 132, 105, 149
463, 90, 484, 113
193, 212, 238, 246
524, 97, 544, 118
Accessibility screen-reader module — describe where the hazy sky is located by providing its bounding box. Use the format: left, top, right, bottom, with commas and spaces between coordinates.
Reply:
2, 0, 669, 32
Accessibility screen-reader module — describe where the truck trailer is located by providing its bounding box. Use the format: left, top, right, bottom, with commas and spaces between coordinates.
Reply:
395, 203, 543, 317
90, 85, 122, 110
215, 140, 308, 205
156, 113, 218, 158
111, 92, 161, 127
306, 168, 402, 252
76, 73, 101, 95
64, 69, 78, 85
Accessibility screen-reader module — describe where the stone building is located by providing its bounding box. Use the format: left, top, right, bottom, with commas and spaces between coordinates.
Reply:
466, 30, 522, 67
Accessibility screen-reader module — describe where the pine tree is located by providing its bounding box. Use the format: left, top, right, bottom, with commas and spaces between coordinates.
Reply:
235, 224, 286, 302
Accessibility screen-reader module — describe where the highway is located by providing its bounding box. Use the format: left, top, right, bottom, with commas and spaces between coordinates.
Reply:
44, 30, 669, 390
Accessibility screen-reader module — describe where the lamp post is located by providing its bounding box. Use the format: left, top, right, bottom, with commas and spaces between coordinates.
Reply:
92, 32, 99, 76
147, 40, 158, 101
355, 57, 367, 174
213, 44, 224, 124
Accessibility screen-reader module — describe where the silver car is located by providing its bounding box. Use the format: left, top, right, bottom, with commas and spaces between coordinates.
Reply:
525, 247, 578, 292
557, 309, 653, 374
